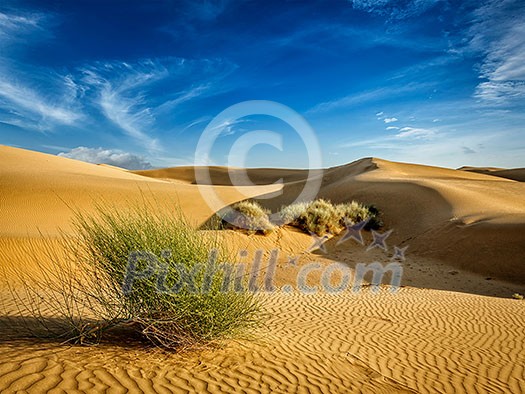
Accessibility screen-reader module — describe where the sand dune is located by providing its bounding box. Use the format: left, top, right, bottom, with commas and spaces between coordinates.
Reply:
1, 145, 525, 393
317, 158, 525, 284
459, 166, 525, 182
134, 166, 311, 186
2, 145, 524, 287
0, 145, 279, 236
219, 157, 525, 284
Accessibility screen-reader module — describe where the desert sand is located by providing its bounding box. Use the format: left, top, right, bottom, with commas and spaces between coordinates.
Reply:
1, 145, 524, 393
459, 165, 525, 182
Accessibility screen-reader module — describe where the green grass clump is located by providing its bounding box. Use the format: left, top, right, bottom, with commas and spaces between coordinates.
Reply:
76, 205, 262, 348
8, 204, 262, 350
220, 200, 275, 235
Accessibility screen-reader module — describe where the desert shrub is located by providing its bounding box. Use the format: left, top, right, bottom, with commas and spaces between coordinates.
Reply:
220, 200, 275, 235
278, 199, 382, 235
5, 204, 262, 350
335, 201, 382, 230
278, 201, 311, 225
299, 199, 342, 236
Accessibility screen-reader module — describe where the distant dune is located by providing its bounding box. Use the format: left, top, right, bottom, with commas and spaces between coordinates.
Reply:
459, 165, 525, 182
133, 166, 310, 185
1, 145, 524, 393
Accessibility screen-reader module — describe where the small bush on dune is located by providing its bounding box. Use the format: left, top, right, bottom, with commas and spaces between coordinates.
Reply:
300, 199, 341, 236
216, 198, 381, 237
335, 201, 369, 224
7, 204, 262, 350
220, 200, 275, 235
278, 201, 311, 225
335, 201, 383, 230
278, 199, 382, 236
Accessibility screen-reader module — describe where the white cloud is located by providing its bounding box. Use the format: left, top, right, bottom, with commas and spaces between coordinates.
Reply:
384, 117, 398, 123
386, 126, 399, 130
475, 81, 525, 103
0, 11, 80, 130
208, 118, 248, 136
375, 111, 384, 117
0, 11, 45, 45
58, 147, 152, 170
0, 76, 81, 129
396, 126, 434, 139
80, 58, 234, 150
81, 60, 171, 150
99, 88, 159, 150
468, 0, 525, 105
155, 83, 211, 114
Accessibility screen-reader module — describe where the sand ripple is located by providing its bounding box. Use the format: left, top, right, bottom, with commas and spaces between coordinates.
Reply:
1, 288, 523, 393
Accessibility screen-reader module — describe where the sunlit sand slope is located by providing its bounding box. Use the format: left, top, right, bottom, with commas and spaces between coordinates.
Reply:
0, 145, 279, 236
0, 289, 523, 393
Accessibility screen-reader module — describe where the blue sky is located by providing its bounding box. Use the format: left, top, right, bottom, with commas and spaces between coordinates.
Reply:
0, 0, 524, 169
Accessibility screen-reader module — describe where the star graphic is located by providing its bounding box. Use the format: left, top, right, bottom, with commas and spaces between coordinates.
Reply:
391, 245, 408, 261
307, 233, 330, 253
337, 218, 369, 246
287, 255, 299, 266
367, 229, 393, 251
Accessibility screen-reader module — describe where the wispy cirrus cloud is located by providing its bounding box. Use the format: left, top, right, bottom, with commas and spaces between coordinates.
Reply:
0, 10, 46, 45
155, 83, 212, 114
467, 0, 525, 105
0, 76, 81, 129
307, 82, 430, 114
395, 126, 434, 139
79, 58, 234, 151
335, 126, 513, 168
80, 60, 171, 150
0, 65, 82, 132
0, 10, 81, 130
